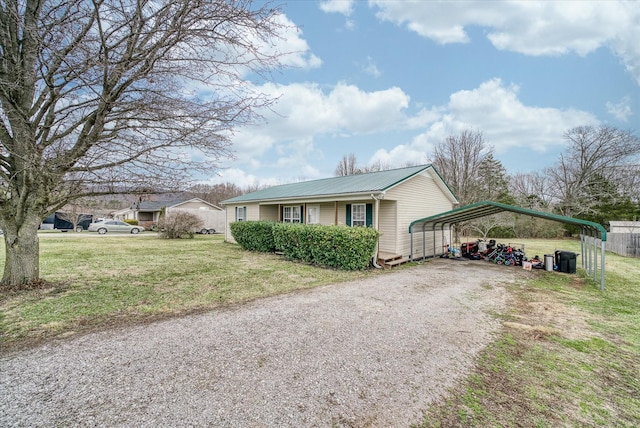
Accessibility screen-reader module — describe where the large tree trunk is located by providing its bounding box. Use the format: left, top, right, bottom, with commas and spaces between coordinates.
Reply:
1, 216, 42, 287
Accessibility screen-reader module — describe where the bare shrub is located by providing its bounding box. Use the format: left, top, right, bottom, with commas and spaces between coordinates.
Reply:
158, 212, 203, 239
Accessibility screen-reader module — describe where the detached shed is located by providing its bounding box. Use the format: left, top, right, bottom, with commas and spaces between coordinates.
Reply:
409, 201, 608, 290
607, 221, 640, 258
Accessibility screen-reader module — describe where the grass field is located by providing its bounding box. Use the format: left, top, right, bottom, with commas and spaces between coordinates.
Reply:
0, 233, 376, 345
1, 234, 639, 426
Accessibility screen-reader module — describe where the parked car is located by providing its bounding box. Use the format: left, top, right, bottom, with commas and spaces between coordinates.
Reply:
88, 220, 145, 234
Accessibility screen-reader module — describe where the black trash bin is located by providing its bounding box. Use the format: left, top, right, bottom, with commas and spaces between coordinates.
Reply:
555, 250, 576, 274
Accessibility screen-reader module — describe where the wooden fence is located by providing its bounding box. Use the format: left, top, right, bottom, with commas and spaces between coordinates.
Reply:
606, 233, 640, 257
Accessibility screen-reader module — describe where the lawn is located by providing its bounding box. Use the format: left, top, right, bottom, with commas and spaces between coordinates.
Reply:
1, 234, 639, 426
0, 233, 376, 345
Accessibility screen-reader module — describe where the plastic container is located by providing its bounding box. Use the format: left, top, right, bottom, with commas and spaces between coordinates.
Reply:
544, 254, 554, 272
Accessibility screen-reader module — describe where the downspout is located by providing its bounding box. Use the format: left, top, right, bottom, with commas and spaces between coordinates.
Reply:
371, 193, 383, 269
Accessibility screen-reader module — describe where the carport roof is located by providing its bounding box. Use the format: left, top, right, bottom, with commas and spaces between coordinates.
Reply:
409, 200, 607, 241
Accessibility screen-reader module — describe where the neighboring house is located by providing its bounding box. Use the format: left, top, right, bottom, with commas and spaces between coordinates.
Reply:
114, 198, 225, 232
221, 165, 458, 264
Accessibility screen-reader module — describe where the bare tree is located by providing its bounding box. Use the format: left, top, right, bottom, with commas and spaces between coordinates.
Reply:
466, 213, 515, 240
0, 0, 287, 286
334, 153, 361, 176
546, 126, 640, 217
510, 172, 554, 210
429, 129, 509, 206
187, 182, 243, 207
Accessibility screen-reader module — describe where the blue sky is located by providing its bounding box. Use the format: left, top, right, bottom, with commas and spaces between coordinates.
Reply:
207, 0, 639, 187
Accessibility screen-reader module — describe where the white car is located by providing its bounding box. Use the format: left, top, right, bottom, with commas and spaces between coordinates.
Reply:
88, 220, 145, 234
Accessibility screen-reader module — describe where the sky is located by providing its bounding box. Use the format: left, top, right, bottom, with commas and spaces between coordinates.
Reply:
205, 0, 640, 188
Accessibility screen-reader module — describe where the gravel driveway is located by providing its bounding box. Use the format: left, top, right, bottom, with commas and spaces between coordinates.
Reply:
1, 260, 517, 427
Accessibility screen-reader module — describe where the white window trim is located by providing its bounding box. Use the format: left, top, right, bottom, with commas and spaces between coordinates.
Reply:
236, 206, 246, 221
283, 205, 301, 223
352, 203, 366, 227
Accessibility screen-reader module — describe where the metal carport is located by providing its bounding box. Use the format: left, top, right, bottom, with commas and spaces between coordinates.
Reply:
408, 201, 608, 290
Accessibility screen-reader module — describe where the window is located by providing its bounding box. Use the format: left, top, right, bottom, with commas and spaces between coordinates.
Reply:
307, 205, 320, 224
235, 206, 246, 221
283, 206, 301, 223
351, 203, 366, 227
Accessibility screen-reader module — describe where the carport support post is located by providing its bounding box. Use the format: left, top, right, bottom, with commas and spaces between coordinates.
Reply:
600, 240, 605, 290
422, 228, 426, 260
433, 225, 436, 258
593, 237, 597, 281
593, 236, 597, 282
587, 236, 593, 275
410, 228, 414, 262
580, 233, 586, 270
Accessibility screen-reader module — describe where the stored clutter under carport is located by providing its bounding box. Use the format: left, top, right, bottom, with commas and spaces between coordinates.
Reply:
409, 201, 607, 289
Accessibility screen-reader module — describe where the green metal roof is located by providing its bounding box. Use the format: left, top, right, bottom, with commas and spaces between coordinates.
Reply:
223, 164, 455, 203
409, 200, 608, 241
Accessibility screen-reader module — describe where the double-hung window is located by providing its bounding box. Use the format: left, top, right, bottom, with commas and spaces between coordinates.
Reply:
235, 206, 246, 221
351, 203, 366, 227
283, 206, 301, 223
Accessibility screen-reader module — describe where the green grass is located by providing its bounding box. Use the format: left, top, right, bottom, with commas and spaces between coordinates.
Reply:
417, 238, 640, 427
0, 233, 377, 344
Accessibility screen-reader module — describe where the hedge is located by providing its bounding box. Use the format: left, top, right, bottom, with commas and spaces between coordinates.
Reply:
230, 221, 379, 270
229, 221, 277, 252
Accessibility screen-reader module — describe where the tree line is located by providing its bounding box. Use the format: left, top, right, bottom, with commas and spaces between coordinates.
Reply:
334, 126, 640, 238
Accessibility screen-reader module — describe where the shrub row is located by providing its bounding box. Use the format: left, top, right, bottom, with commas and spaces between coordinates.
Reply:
229, 221, 380, 270
229, 221, 277, 252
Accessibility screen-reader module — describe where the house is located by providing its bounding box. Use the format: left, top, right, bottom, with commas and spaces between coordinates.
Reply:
221, 165, 458, 265
114, 198, 225, 232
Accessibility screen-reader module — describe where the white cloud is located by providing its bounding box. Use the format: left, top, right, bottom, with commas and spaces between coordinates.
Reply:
249, 81, 409, 138
606, 96, 633, 121
319, 0, 355, 16
266, 13, 322, 70
203, 168, 278, 188
225, 81, 411, 177
370, 78, 599, 166
369, 0, 640, 84
361, 56, 382, 78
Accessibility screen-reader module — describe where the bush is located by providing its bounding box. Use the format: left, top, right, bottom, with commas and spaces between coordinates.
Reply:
231, 221, 380, 270
157, 212, 203, 239
273, 223, 380, 270
229, 221, 277, 252
123, 219, 139, 225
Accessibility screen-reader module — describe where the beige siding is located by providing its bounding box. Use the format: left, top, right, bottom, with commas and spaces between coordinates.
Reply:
316, 202, 338, 225
378, 200, 397, 254
260, 205, 278, 221
174, 201, 220, 210
385, 170, 455, 258
167, 207, 226, 233
224, 203, 260, 242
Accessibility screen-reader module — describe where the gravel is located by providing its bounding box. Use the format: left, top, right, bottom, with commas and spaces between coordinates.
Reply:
0, 259, 517, 427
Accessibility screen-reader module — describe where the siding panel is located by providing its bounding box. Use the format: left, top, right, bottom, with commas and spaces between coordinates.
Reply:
385, 171, 455, 258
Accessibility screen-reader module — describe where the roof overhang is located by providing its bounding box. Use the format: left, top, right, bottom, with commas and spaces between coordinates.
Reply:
409, 200, 607, 241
